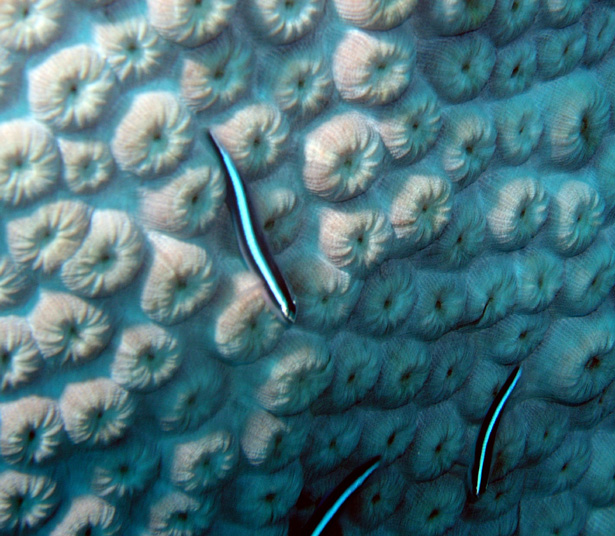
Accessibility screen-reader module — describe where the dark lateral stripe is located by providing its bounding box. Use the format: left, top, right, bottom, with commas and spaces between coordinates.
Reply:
208, 131, 296, 323
471, 365, 522, 497
302, 456, 382, 536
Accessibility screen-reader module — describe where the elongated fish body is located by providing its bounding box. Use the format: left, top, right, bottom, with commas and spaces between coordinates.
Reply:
208, 131, 297, 323
471, 365, 522, 498
302, 456, 382, 536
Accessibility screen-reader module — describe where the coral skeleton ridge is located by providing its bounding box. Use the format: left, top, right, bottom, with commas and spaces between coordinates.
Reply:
1, 0, 615, 534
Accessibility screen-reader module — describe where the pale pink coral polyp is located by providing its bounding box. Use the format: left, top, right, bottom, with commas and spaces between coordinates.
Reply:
28, 292, 111, 367
0, 396, 63, 465
213, 274, 284, 363
0, 316, 42, 391
139, 163, 225, 236
213, 103, 288, 175
319, 206, 392, 276
6, 200, 91, 274
388, 172, 452, 251
111, 91, 194, 179
61, 210, 144, 298
303, 113, 384, 202
333, 29, 415, 106
334, 0, 416, 30
49, 495, 120, 536
141, 232, 218, 325
0, 120, 59, 206
28, 45, 116, 131
58, 139, 114, 194
60, 379, 135, 447
0, 0, 65, 52
181, 35, 251, 112
111, 324, 182, 392
95, 15, 167, 83
147, 0, 236, 47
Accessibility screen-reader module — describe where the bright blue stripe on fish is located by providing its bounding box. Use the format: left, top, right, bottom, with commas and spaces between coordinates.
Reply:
473, 365, 522, 497
209, 132, 296, 323
307, 457, 381, 536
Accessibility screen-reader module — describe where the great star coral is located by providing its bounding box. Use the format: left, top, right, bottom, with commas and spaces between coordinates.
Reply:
0, 1, 615, 535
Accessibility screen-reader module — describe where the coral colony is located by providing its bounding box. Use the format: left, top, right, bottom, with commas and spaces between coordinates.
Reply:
2, 0, 615, 534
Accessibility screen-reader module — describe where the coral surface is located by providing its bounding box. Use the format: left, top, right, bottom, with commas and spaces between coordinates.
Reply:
1, 1, 615, 535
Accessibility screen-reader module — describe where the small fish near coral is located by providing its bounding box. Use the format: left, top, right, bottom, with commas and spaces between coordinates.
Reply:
470, 365, 522, 498
301, 456, 382, 536
208, 130, 297, 323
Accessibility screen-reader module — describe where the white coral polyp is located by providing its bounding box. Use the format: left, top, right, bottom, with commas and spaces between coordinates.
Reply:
213, 274, 285, 363
249, 0, 324, 44
59, 139, 115, 194
549, 180, 604, 257
111, 324, 182, 392
212, 103, 288, 175
28, 291, 111, 367
318, 206, 392, 277
333, 29, 415, 106
181, 35, 251, 112
0, 0, 65, 52
60, 379, 135, 447
139, 163, 225, 236
442, 107, 496, 189
0, 119, 59, 206
61, 210, 144, 298
148, 490, 216, 536
147, 0, 236, 47
482, 173, 549, 251
0, 257, 29, 310
28, 45, 116, 131
50, 495, 120, 536
96, 15, 167, 83
303, 113, 384, 202
6, 200, 91, 274
388, 171, 452, 251
273, 50, 332, 118
334, 0, 416, 30
252, 333, 333, 416
0, 396, 63, 465
141, 232, 218, 325
0, 316, 42, 391
112, 91, 194, 179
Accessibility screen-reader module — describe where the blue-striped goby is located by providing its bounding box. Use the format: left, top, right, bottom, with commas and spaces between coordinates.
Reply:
301, 456, 381, 536
208, 131, 297, 323
470, 365, 522, 498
